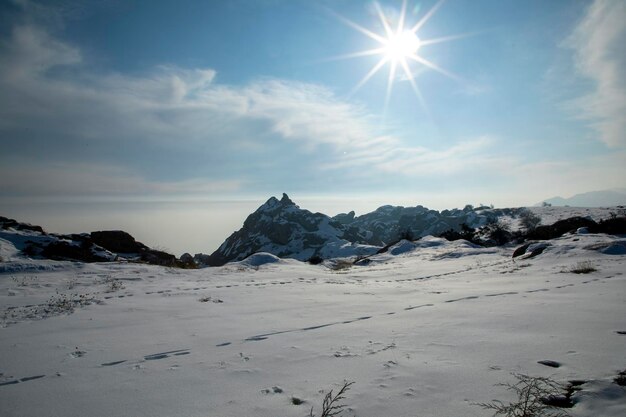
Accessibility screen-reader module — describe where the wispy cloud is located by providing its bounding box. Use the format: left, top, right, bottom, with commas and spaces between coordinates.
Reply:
565, 0, 626, 148
0, 11, 509, 197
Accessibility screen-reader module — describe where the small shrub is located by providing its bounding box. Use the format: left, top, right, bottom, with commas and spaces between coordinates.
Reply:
308, 255, 324, 265
309, 380, 354, 417
67, 277, 78, 290
569, 261, 596, 274
475, 373, 571, 417
614, 369, 626, 386
199, 296, 223, 303
519, 209, 541, 231
106, 279, 124, 292
329, 259, 353, 271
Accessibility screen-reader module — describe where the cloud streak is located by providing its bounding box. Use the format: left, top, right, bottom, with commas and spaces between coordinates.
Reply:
0, 15, 508, 197
565, 0, 626, 148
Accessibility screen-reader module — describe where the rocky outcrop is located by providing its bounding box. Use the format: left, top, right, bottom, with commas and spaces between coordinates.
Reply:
526, 217, 598, 240
202, 197, 531, 265
202, 194, 377, 266
91, 230, 148, 253
332, 205, 510, 246
0, 216, 187, 267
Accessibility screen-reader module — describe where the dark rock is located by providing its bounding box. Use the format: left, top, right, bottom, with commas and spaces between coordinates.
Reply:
512, 242, 532, 258
615, 369, 626, 386
90, 230, 147, 253
332, 211, 356, 225
140, 249, 177, 267
596, 216, 626, 235
541, 394, 574, 408
527, 217, 597, 240
538, 360, 561, 368
180, 253, 194, 263
41, 241, 110, 262
307, 255, 324, 265
0, 216, 45, 233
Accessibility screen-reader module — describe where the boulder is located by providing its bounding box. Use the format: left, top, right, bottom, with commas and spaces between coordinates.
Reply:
90, 230, 147, 253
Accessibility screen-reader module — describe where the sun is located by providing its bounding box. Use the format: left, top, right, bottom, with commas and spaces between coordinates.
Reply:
384, 30, 421, 61
330, 0, 468, 111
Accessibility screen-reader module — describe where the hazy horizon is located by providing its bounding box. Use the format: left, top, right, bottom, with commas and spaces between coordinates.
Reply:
1, 0, 624, 251
2, 188, 625, 256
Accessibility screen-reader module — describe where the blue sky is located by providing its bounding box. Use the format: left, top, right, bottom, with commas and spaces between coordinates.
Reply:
0, 0, 625, 211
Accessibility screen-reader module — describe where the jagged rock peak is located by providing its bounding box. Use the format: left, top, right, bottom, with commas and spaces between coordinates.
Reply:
280, 193, 294, 205
258, 193, 296, 212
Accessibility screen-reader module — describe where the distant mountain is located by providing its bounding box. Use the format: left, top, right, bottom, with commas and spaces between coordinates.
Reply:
200, 194, 378, 266
332, 204, 508, 246
200, 194, 522, 266
538, 190, 626, 207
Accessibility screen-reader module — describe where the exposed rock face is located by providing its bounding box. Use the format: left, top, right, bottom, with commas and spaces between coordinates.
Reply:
202, 196, 526, 266
91, 230, 147, 253
203, 194, 376, 266
0, 216, 45, 233
0, 216, 184, 267
332, 205, 507, 246
526, 217, 598, 240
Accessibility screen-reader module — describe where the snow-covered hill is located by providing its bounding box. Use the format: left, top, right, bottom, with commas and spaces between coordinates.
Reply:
0, 226, 624, 417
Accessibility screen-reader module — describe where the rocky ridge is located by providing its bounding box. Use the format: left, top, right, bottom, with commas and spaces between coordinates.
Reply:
198, 194, 378, 266
199, 195, 523, 266
0, 216, 194, 268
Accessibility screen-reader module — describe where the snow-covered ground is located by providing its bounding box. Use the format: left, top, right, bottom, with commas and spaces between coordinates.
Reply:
1, 231, 625, 416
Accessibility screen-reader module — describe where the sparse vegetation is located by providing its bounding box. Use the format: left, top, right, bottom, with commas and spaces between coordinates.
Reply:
309, 381, 354, 417
614, 369, 626, 386
569, 261, 597, 274
106, 279, 124, 292
308, 255, 324, 265
11, 275, 38, 287
46, 293, 96, 314
199, 296, 223, 303
329, 259, 354, 271
519, 209, 542, 231
476, 373, 571, 417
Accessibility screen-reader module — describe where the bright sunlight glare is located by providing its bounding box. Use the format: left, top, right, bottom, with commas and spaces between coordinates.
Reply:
330, 0, 471, 113
384, 30, 421, 61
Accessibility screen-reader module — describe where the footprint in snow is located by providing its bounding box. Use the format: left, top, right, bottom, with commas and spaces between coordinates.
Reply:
0, 375, 45, 387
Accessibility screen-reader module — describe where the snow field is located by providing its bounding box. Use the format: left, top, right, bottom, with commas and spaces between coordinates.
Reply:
1, 232, 625, 416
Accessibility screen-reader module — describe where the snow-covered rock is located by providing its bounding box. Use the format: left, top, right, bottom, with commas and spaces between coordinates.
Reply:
202, 194, 377, 266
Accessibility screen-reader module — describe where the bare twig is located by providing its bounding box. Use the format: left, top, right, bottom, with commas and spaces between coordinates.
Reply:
309, 380, 354, 417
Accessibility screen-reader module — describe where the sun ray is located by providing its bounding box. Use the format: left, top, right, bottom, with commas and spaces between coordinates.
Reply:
410, 0, 446, 34
374, 2, 394, 39
384, 60, 398, 114
328, 9, 388, 44
328, 0, 466, 110
408, 53, 463, 83
350, 56, 389, 96
320, 48, 387, 62
419, 31, 482, 47
397, 0, 407, 35
399, 58, 429, 113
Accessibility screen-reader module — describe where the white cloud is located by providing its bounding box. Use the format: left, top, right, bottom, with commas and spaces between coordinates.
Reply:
565, 0, 626, 148
0, 18, 512, 198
